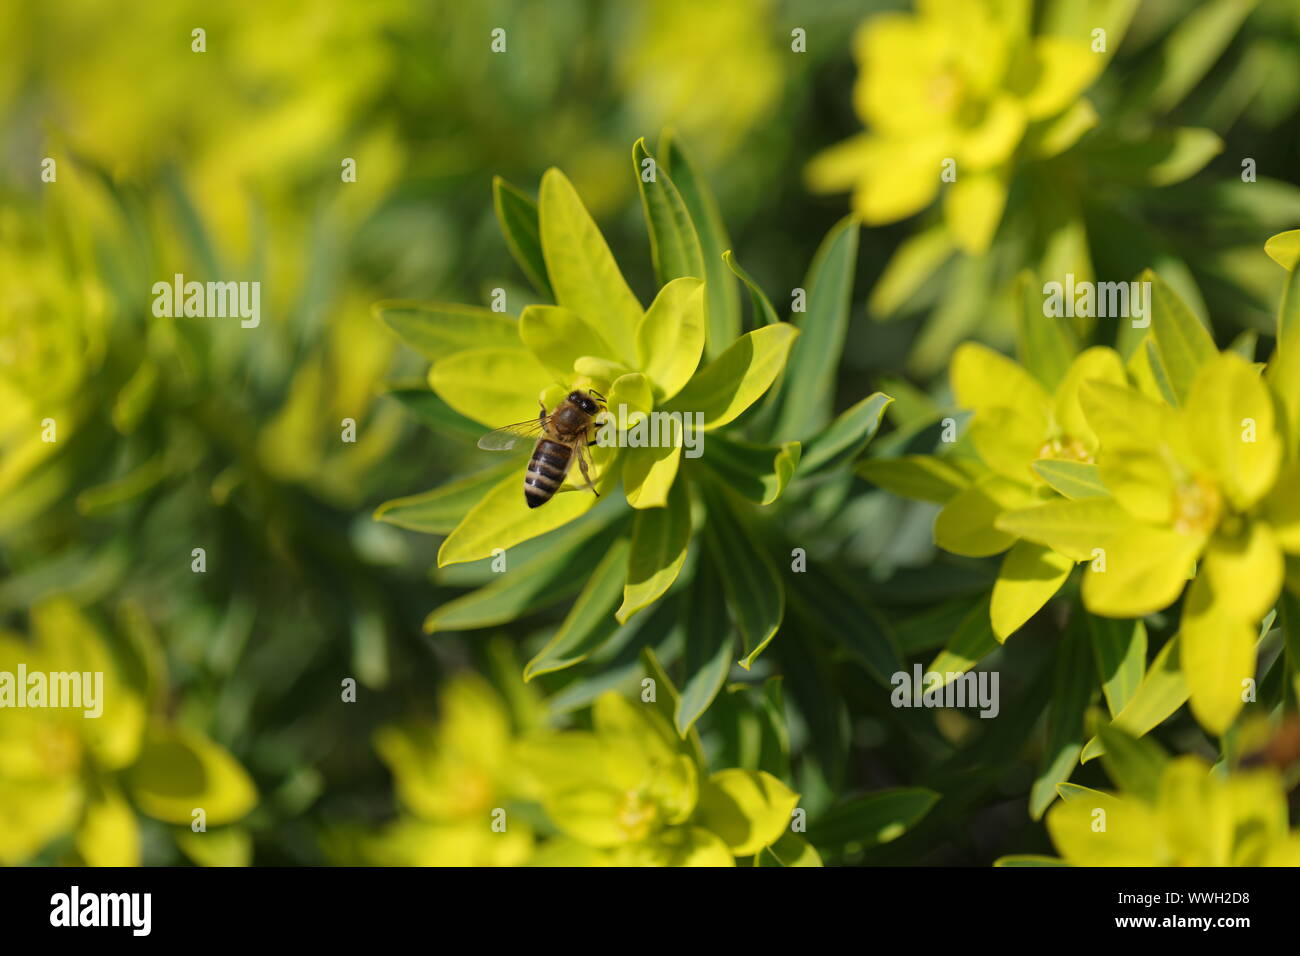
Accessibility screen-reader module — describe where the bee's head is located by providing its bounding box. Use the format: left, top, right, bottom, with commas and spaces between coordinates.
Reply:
571, 389, 604, 415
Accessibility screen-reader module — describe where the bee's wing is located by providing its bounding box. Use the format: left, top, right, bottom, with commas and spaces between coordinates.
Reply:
477, 417, 549, 452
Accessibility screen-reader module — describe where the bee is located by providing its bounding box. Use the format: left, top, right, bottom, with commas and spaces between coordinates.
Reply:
478, 389, 607, 509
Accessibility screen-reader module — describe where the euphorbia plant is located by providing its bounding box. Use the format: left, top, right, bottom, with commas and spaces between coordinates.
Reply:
0, 599, 257, 866
373, 135, 891, 730
861, 247, 1300, 755
999, 724, 1300, 867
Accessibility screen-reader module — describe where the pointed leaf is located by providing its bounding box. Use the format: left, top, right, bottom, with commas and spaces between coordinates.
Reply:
619, 478, 691, 623
772, 217, 859, 439
634, 138, 704, 287
493, 176, 553, 298
539, 168, 643, 363
524, 539, 630, 680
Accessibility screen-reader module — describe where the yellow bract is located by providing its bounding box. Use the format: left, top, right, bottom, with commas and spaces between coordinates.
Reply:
1047, 757, 1300, 866
807, 0, 1101, 253
418, 167, 797, 566
0, 599, 256, 865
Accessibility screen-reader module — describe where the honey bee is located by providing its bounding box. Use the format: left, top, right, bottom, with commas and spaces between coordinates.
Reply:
478, 389, 607, 508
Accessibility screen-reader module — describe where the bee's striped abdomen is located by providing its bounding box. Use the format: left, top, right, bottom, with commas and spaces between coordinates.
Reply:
524, 439, 572, 509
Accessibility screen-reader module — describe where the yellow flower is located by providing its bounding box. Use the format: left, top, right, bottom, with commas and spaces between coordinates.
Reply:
364, 673, 538, 866
1045, 756, 1300, 867
0, 599, 256, 865
807, 0, 1100, 252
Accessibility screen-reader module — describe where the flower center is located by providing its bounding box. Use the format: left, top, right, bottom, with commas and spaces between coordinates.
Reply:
1038, 435, 1093, 463
1172, 475, 1222, 536
929, 67, 964, 112
617, 789, 659, 842
448, 767, 495, 818
37, 724, 81, 776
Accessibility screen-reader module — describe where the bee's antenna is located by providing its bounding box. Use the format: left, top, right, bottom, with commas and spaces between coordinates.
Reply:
588, 388, 606, 404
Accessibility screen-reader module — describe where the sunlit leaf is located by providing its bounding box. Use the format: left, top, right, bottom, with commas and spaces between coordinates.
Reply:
633, 138, 704, 287
539, 168, 643, 364
667, 324, 798, 430
493, 176, 553, 298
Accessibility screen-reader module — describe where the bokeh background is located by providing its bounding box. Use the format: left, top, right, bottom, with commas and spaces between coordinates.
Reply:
2, 0, 1299, 865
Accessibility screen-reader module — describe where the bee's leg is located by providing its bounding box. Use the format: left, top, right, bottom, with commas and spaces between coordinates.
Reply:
577, 447, 599, 498
538, 401, 547, 428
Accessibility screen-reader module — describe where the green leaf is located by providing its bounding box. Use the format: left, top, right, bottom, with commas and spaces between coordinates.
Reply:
1277, 232, 1300, 347
636, 276, 706, 402
76, 457, 168, 516
869, 224, 955, 319
373, 301, 520, 361
1266, 228, 1300, 272
927, 594, 997, 683
1088, 616, 1147, 718
1096, 723, 1168, 802
797, 569, 903, 687
799, 393, 893, 474
633, 138, 704, 288
619, 478, 691, 624
936, 476, 1038, 557
1268, 268, 1300, 451
1082, 634, 1189, 762
723, 250, 780, 327
375, 462, 518, 535
520, 305, 619, 381
663, 132, 741, 357
622, 436, 683, 510
1057, 782, 1109, 803
755, 678, 791, 781
1144, 268, 1217, 404
437, 467, 612, 567
666, 323, 798, 429
111, 360, 158, 435
1143, 337, 1180, 406
675, 552, 734, 735
1084, 129, 1223, 187
380, 384, 482, 443
771, 217, 859, 439
127, 725, 257, 826
493, 176, 553, 298
425, 517, 622, 632
524, 539, 630, 680
703, 487, 783, 670
757, 831, 823, 867
429, 347, 554, 428
1031, 460, 1107, 499
699, 434, 802, 506
539, 167, 643, 364
807, 788, 939, 849
991, 541, 1074, 642
1015, 271, 1075, 390
641, 647, 707, 767
1146, 0, 1256, 113
1029, 618, 1095, 819
857, 455, 975, 504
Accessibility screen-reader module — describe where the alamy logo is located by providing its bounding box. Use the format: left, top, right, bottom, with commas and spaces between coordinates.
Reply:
890, 665, 1000, 718
594, 404, 705, 458
152, 273, 260, 328
1042, 273, 1151, 328
50, 886, 151, 936
0, 664, 102, 718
